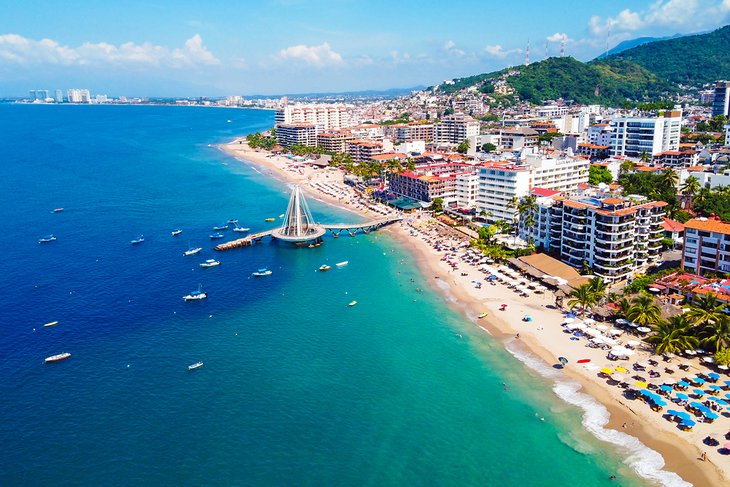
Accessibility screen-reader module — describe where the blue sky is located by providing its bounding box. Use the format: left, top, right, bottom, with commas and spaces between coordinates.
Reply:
2, 0, 729, 97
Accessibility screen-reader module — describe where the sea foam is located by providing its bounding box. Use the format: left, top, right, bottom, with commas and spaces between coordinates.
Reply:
505, 341, 692, 487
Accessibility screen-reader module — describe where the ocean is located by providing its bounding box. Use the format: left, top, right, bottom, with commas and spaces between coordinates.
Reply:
0, 104, 655, 486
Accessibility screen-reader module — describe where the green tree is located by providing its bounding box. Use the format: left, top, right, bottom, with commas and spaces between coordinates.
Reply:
619, 159, 635, 174
699, 315, 730, 352
646, 315, 699, 355
659, 169, 678, 188
681, 175, 700, 196
588, 165, 613, 185
714, 348, 730, 366
567, 284, 599, 316
481, 143, 497, 153
456, 139, 470, 154
431, 197, 444, 212
625, 292, 662, 326
639, 151, 650, 164
687, 292, 726, 327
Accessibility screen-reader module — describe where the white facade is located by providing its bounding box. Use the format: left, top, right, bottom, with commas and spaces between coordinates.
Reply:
688, 169, 730, 190
682, 218, 730, 276
476, 154, 589, 223
455, 172, 479, 209
725, 124, 730, 148
435, 114, 480, 144
275, 104, 353, 130
587, 125, 613, 146
609, 110, 682, 157
394, 140, 426, 154
67, 89, 91, 103
535, 105, 569, 118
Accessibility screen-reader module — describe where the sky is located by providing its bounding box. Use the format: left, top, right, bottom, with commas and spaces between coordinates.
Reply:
1, 0, 730, 97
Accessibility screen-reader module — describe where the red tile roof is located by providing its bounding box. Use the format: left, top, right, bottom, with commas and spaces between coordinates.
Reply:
662, 218, 685, 233
531, 188, 561, 197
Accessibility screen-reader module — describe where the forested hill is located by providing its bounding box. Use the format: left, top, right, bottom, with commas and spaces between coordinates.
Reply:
600, 25, 730, 86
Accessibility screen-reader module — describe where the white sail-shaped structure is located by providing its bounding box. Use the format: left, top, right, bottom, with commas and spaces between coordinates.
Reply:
271, 186, 325, 242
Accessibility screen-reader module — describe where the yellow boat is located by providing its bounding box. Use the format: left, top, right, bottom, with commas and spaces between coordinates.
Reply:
265, 217, 275, 222
348, 300, 357, 307
478, 312, 488, 319
43, 321, 59, 327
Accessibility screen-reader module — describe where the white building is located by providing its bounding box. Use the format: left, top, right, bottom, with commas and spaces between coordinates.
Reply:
455, 172, 479, 209
276, 123, 318, 148
688, 168, 730, 190
587, 124, 613, 146
725, 124, 730, 148
67, 89, 91, 103
434, 114, 480, 144
275, 103, 353, 131
535, 105, 569, 118
682, 217, 730, 276
609, 109, 682, 157
475, 153, 589, 223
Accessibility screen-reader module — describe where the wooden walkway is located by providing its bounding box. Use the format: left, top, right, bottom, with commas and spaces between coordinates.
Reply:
214, 216, 402, 251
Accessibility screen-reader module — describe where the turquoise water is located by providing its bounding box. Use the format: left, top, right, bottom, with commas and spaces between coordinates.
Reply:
0, 104, 647, 486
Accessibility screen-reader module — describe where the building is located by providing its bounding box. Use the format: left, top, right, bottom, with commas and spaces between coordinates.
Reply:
316, 130, 353, 153
391, 123, 434, 143
534, 105, 569, 118
29, 89, 49, 101
682, 217, 730, 276
54, 89, 63, 103
67, 89, 91, 103
388, 163, 473, 204
434, 114, 480, 144
275, 103, 352, 130
348, 124, 384, 141
687, 167, 730, 190
455, 172, 480, 209
499, 127, 539, 150
276, 123, 318, 148
609, 110, 682, 157
651, 150, 699, 168
725, 124, 730, 148
711, 81, 730, 117
346, 139, 383, 163
476, 153, 589, 222
577, 143, 610, 159
586, 124, 613, 146
662, 218, 685, 248
520, 195, 667, 283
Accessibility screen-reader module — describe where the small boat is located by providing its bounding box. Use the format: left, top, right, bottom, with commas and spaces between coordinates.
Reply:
233, 226, 250, 233
45, 352, 71, 363
200, 259, 220, 268
265, 217, 275, 222
252, 268, 272, 277
319, 265, 331, 271
226, 119, 232, 123
336, 261, 349, 267
183, 246, 203, 256
209, 233, 225, 239
279, 214, 285, 218
130, 235, 145, 245
227, 219, 238, 224
213, 224, 228, 231
183, 285, 207, 301
171, 229, 183, 236
52, 208, 64, 213
577, 359, 591, 364
188, 361, 204, 370
43, 321, 59, 327
478, 312, 489, 319
38, 235, 57, 243
348, 300, 358, 307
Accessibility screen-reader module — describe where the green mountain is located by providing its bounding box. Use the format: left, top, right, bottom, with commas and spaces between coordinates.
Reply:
434, 25, 730, 106
601, 25, 730, 85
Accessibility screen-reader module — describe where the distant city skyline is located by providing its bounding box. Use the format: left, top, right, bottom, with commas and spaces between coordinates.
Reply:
2, 0, 730, 97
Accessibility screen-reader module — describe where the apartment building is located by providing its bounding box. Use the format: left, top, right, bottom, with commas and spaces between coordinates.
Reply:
725, 124, 730, 148
316, 130, 353, 153
347, 139, 384, 163
651, 150, 700, 167
275, 103, 352, 130
682, 217, 730, 276
687, 167, 730, 190
577, 143, 610, 159
499, 127, 539, 150
609, 110, 682, 157
391, 123, 435, 143
388, 163, 474, 204
521, 195, 667, 283
586, 124, 613, 146
276, 123, 318, 148
434, 114, 480, 144
455, 172, 480, 209
348, 124, 384, 141
711, 81, 730, 117
475, 153, 589, 223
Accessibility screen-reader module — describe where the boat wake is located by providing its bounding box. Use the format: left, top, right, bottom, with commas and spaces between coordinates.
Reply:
505, 341, 691, 487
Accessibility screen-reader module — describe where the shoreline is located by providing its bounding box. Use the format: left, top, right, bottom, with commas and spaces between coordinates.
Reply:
220, 140, 728, 487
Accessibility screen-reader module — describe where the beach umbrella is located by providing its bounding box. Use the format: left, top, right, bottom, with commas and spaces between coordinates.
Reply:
654, 398, 667, 407
639, 389, 652, 396
608, 329, 623, 336
708, 372, 720, 380
717, 365, 729, 371
689, 401, 704, 409
704, 411, 719, 420
684, 350, 697, 355
567, 312, 577, 318
637, 360, 651, 368
662, 378, 676, 385
611, 373, 625, 382
709, 384, 722, 391
603, 337, 618, 346
583, 318, 596, 324
615, 367, 628, 373
601, 368, 614, 375
590, 337, 605, 345
677, 381, 689, 388
615, 319, 628, 325
681, 419, 696, 428
558, 357, 568, 365
636, 327, 651, 334
635, 381, 648, 388
675, 393, 689, 400
627, 322, 639, 328
595, 324, 608, 331
585, 328, 602, 337
660, 385, 673, 393
701, 356, 715, 364
725, 380, 730, 387
563, 317, 575, 324
692, 389, 705, 397
626, 340, 640, 348
691, 377, 706, 385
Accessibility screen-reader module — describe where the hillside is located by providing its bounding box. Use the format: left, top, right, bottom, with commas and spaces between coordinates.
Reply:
599, 25, 730, 85
595, 33, 684, 59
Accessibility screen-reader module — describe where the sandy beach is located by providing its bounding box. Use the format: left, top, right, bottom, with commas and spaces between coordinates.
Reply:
221, 140, 729, 487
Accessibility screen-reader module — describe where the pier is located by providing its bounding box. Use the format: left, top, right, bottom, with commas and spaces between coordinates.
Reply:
215, 186, 402, 251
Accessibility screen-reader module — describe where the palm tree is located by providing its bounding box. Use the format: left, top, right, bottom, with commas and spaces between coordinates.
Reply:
694, 187, 711, 206
516, 195, 538, 238
687, 292, 726, 327
620, 160, 635, 174
567, 284, 599, 316
587, 277, 607, 304
659, 169, 678, 189
646, 315, 699, 355
639, 151, 650, 164
625, 292, 662, 326
681, 175, 700, 197
699, 315, 730, 352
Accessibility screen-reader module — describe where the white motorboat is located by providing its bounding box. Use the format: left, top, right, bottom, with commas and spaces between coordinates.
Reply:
200, 259, 220, 268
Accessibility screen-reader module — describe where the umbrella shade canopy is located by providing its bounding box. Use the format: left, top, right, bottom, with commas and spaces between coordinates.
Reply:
691, 377, 706, 384
635, 381, 648, 388
637, 361, 651, 368
693, 389, 705, 396
677, 381, 690, 388
615, 367, 628, 373
626, 340, 641, 347
660, 385, 673, 392
601, 368, 614, 375
595, 324, 608, 331
603, 337, 618, 346
615, 319, 629, 325
637, 327, 651, 333
704, 411, 719, 420
681, 420, 696, 427
689, 401, 705, 409
611, 373, 625, 382
685, 350, 697, 355
725, 380, 730, 386
708, 372, 720, 380
558, 356, 568, 365
608, 329, 623, 336
654, 398, 667, 407
709, 385, 722, 391
675, 393, 689, 400
717, 365, 729, 371
591, 337, 605, 345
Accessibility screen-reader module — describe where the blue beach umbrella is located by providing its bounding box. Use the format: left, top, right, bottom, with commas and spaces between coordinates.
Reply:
675, 393, 688, 400
715, 399, 728, 407
654, 398, 667, 407
567, 312, 576, 318
704, 411, 719, 420
681, 419, 696, 428
691, 377, 705, 385
639, 389, 652, 396
708, 372, 720, 380
660, 385, 673, 393
724, 380, 730, 387
666, 409, 682, 416
689, 401, 704, 409
725, 393, 730, 400
709, 385, 722, 391
693, 389, 705, 396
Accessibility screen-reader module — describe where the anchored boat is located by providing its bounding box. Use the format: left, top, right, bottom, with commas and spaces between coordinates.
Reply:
319, 264, 331, 271
183, 284, 207, 301
130, 235, 145, 245
188, 361, 204, 370
38, 235, 57, 243
209, 233, 225, 239
200, 259, 220, 268
348, 300, 358, 307
252, 268, 272, 277
45, 352, 71, 363
183, 245, 202, 256
171, 229, 183, 236
336, 261, 349, 267
212, 224, 228, 231
43, 321, 59, 327
233, 225, 250, 233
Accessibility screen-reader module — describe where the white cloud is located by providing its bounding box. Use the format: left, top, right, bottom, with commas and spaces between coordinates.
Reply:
0, 33, 220, 68
483, 44, 521, 58
546, 32, 570, 43
589, 0, 730, 37
443, 40, 465, 57
277, 42, 342, 66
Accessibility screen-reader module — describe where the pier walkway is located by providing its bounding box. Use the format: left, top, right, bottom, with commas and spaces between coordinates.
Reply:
214, 216, 402, 251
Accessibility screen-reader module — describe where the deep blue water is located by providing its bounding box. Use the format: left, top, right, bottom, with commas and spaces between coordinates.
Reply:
0, 105, 645, 486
